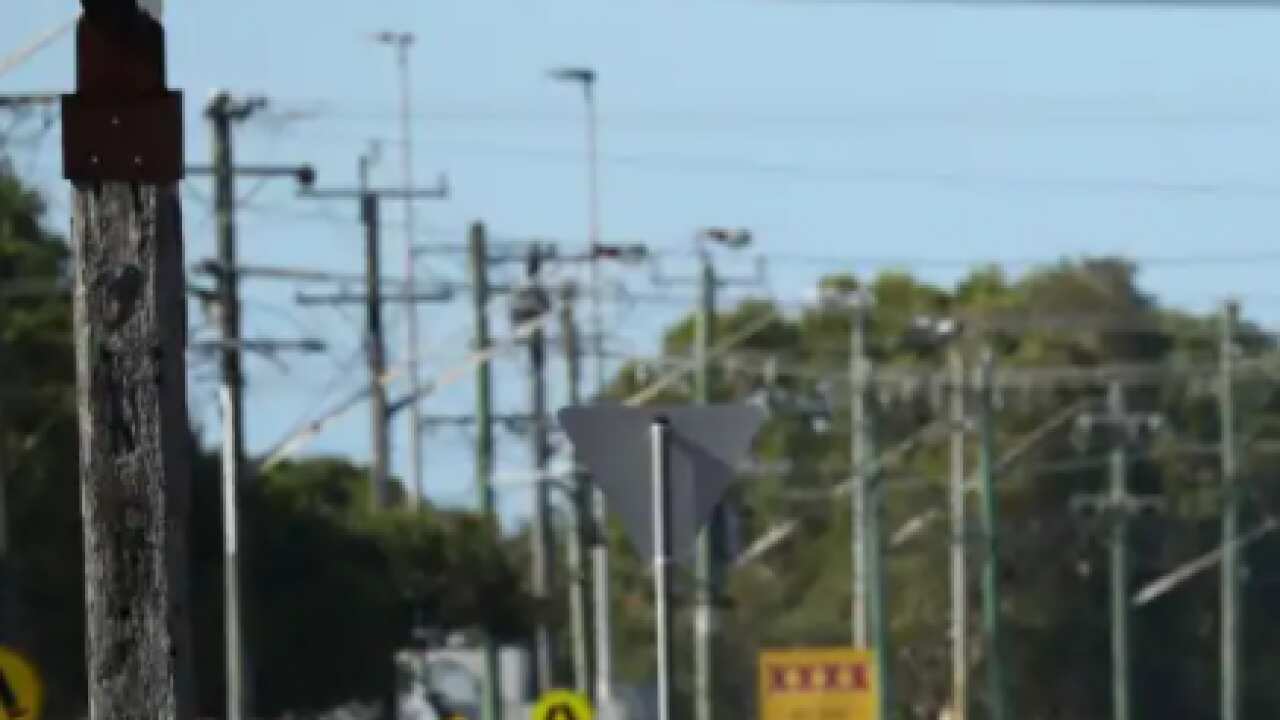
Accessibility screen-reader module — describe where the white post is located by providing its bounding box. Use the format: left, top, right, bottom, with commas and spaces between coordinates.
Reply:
651, 417, 673, 720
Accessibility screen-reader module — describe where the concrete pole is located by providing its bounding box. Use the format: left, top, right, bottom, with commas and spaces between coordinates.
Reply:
562, 284, 595, 698
949, 349, 968, 720
208, 92, 247, 720
850, 303, 869, 647
652, 417, 674, 720
1108, 380, 1131, 720
1221, 299, 1242, 720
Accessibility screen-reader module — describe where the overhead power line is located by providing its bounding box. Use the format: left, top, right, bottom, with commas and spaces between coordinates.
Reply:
0, 17, 75, 79
332, 139, 1280, 198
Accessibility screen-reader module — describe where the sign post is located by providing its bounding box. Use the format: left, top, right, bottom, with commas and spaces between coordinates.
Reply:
559, 403, 764, 720
651, 416, 673, 720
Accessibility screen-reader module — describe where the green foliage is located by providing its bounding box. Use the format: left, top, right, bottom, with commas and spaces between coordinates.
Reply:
599, 260, 1280, 720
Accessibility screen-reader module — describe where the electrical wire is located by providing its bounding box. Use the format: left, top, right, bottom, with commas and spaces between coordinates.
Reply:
0, 17, 75, 79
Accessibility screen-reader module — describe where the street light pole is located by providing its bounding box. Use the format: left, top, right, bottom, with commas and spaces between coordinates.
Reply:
375, 31, 427, 507
695, 239, 719, 720
550, 64, 614, 705
1221, 299, 1242, 720
949, 348, 969, 720
850, 300, 869, 648
549, 67, 602, 392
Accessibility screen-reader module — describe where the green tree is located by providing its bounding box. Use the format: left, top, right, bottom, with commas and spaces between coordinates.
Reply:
598, 259, 1280, 720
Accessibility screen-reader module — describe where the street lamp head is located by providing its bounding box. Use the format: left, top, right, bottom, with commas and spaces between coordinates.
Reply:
548, 67, 597, 85
295, 164, 317, 189
906, 314, 964, 344
206, 89, 232, 112
698, 227, 752, 249
816, 283, 869, 310
372, 31, 416, 46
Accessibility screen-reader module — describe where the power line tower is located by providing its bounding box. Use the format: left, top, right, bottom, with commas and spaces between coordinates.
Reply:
302, 150, 448, 510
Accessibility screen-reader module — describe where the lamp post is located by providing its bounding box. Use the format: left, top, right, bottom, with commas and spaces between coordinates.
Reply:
374, 30, 428, 506
549, 64, 614, 706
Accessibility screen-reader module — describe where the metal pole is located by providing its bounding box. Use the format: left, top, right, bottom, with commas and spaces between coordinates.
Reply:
469, 223, 503, 720
948, 349, 968, 720
528, 248, 555, 693
578, 70, 616, 707
584, 75, 604, 395
394, 35, 426, 508
651, 417, 674, 720
863, 355, 892, 720
562, 283, 595, 698
695, 250, 719, 720
851, 303, 869, 647
977, 350, 1008, 720
209, 93, 246, 720
361, 156, 390, 510
1108, 380, 1130, 720
592, 466, 615, 705
1221, 299, 1242, 720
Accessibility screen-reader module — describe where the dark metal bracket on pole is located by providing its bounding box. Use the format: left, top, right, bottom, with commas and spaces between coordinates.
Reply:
62, 0, 183, 183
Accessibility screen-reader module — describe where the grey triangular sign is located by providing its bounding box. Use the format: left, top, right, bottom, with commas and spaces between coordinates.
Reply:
558, 404, 765, 563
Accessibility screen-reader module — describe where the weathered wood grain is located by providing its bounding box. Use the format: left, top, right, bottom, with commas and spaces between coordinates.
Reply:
72, 181, 192, 720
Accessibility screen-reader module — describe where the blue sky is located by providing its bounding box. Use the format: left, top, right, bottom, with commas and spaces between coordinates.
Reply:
7, 0, 1280, 522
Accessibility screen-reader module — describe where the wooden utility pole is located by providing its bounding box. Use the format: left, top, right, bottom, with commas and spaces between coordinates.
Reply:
303, 156, 447, 510
61, 1, 193, 718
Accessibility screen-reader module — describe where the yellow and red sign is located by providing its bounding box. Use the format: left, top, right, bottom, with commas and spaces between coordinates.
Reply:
759, 648, 877, 720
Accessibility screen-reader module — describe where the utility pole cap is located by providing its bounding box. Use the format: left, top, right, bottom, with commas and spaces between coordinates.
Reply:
63, 1, 182, 182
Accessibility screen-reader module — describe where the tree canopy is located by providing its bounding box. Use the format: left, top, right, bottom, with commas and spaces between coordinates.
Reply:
599, 258, 1280, 719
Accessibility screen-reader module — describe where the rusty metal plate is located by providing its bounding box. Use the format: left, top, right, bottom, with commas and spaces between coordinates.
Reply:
61, 92, 183, 183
